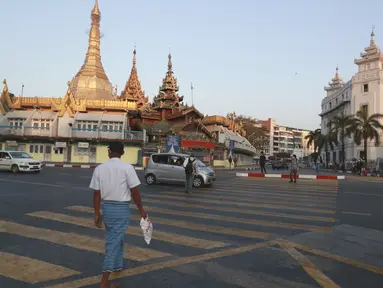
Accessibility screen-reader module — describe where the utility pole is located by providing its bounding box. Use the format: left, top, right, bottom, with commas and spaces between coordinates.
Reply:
21, 84, 24, 97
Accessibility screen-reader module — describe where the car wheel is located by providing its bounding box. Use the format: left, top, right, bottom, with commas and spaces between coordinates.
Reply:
11, 165, 20, 173
145, 174, 156, 185
193, 176, 203, 188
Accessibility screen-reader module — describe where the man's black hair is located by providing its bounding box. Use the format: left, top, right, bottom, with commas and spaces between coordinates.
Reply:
108, 142, 124, 154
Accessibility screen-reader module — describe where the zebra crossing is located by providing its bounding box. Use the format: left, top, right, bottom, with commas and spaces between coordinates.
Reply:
0, 178, 340, 287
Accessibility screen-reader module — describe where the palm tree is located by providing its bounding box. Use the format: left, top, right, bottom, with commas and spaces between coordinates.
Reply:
317, 128, 338, 169
350, 108, 383, 167
305, 128, 321, 152
330, 113, 356, 169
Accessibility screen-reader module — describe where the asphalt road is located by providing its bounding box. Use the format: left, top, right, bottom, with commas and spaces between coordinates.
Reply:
1, 168, 383, 287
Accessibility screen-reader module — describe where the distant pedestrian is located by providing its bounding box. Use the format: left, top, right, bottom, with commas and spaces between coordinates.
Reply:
89, 142, 147, 288
183, 153, 197, 193
260, 151, 267, 174
289, 154, 298, 183
233, 155, 238, 168
228, 155, 233, 169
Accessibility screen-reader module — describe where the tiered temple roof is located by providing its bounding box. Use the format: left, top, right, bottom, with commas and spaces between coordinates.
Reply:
355, 29, 383, 65
152, 54, 184, 109
325, 66, 344, 92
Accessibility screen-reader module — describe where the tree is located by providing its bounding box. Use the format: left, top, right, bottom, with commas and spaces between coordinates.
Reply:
305, 129, 321, 153
350, 108, 383, 167
317, 130, 338, 169
330, 113, 356, 169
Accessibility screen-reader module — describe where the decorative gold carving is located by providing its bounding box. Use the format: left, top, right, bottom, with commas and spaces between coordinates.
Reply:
3, 79, 8, 94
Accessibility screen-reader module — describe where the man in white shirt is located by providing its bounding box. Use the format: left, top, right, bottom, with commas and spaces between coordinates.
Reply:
90, 142, 147, 288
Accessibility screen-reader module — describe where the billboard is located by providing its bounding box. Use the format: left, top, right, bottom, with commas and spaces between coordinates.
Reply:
166, 135, 180, 153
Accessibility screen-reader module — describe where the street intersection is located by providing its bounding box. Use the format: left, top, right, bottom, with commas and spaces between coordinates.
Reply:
1, 168, 383, 287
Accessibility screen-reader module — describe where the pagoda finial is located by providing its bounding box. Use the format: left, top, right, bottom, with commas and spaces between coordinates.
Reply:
370, 25, 376, 46
168, 52, 172, 71
335, 65, 340, 79
133, 45, 137, 67
92, 0, 101, 17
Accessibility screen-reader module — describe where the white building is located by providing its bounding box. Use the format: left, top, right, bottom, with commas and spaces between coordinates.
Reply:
320, 67, 353, 163
256, 118, 314, 159
321, 30, 383, 162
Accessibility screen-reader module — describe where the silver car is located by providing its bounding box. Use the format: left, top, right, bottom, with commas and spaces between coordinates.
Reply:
144, 153, 215, 188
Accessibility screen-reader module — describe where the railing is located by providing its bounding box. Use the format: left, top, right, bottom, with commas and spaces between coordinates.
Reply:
71, 128, 144, 141
24, 126, 54, 137
0, 126, 24, 136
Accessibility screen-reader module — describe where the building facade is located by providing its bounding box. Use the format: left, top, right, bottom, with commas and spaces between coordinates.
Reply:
255, 118, 314, 159
0, 0, 256, 166
320, 30, 383, 162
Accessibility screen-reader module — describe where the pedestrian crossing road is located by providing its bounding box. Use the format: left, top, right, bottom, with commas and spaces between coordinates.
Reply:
1, 175, 383, 287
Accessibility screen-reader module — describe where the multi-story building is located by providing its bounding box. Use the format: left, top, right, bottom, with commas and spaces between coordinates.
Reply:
320, 68, 353, 163
255, 118, 314, 159
320, 30, 383, 162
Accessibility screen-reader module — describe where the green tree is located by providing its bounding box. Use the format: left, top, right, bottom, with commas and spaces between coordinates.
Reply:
304, 128, 321, 153
350, 108, 383, 167
330, 113, 356, 169
317, 129, 338, 169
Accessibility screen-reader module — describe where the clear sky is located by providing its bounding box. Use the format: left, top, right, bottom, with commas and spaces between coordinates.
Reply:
0, 0, 382, 130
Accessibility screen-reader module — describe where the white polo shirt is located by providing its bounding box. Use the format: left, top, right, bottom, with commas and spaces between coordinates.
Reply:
89, 158, 141, 202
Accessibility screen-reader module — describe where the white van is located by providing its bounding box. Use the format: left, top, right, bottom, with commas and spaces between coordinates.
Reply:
0, 151, 42, 173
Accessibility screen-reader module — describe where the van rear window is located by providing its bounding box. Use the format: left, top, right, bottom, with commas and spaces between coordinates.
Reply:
152, 155, 168, 164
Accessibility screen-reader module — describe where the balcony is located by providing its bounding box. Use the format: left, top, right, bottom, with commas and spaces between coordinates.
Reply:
0, 126, 24, 136
71, 128, 144, 142
24, 126, 55, 137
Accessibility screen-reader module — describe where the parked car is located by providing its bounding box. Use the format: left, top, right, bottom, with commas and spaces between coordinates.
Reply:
0, 151, 42, 173
144, 153, 216, 188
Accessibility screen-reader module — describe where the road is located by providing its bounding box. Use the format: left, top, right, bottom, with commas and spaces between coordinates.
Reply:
1, 168, 383, 287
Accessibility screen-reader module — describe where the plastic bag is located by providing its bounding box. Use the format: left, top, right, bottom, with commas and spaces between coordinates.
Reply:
140, 217, 153, 244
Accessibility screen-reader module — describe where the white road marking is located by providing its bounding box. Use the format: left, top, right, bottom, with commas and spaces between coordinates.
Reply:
345, 192, 383, 197
342, 211, 372, 216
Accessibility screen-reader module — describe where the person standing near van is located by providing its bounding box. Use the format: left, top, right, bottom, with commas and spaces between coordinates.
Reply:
183, 154, 196, 193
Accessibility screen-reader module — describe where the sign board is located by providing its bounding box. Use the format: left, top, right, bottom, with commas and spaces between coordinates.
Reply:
166, 135, 180, 153
55, 142, 67, 148
78, 142, 89, 149
6, 141, 18, 147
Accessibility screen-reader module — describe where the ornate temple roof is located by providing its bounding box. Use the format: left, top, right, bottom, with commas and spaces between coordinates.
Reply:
69, 0, 114, 101
119, 48, 149, 109
355, 29, 383, 65
325, 66, 344, 92
152, 53, 184, 109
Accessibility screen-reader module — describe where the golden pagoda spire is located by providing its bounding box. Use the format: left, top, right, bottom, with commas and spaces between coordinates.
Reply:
168, 52, 172, 71
133, 45, 137, 67
70, 0, 113, 100
370, 25, 376, 47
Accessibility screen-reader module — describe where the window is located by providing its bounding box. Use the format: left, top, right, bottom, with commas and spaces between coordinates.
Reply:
93, 124, 98, 130
109, 125, 113, 131
366, 63, 370, 70
45, 145, 52, 154
88, 124, 92, 130
0, 152, 11, 159
82, 123, 86, 129
41, 123, 45, 129
362, 104, 368, 115
39, 145, 44, 154
329, 102, 332, 109
364, 84, 369, 93
34, 145, 39, 153
119, 125, 123, 131
102, 125, 107, 131
46, 123, 50, 130
152, 155, 169, 164
342, 94, 344, 100
29, 145, 34, 153
55, 148, 64, 154
336, 98, 338, 105
77, 123, 81, 129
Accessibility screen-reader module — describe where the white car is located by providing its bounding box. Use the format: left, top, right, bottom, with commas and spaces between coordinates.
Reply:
0, 151, 42, 173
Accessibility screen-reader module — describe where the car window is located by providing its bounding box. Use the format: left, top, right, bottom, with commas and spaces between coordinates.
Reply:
169, 155, 184, 166
9, 152, 32, 159
0, 152, 11, 159
152, 154, 169, 164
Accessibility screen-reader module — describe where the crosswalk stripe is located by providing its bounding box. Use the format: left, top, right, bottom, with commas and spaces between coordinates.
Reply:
191, 188, 337, 203
68, 205, 331, 233
212, 184, 338, 194
0, 251, 79, 284
142, 199, 336, 222
66, 206, 277, 240
27, 211, 226, 250
161, 191, 336, 208
224, 181, 339, 191
234, 178, 338, 186
145, 194, 336, 214
21, 215, 169, 261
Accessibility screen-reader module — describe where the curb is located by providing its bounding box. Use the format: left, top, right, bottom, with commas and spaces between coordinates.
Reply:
43, 164, 144, 171
245, 167, 259, 171
236, 172, 345, 180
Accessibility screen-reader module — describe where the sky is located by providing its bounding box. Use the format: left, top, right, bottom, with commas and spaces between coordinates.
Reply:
0, 0, 382, 130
